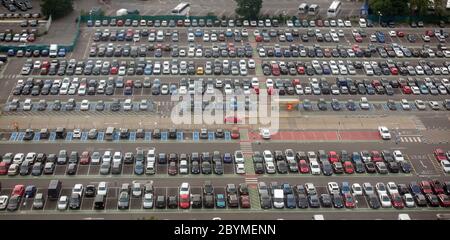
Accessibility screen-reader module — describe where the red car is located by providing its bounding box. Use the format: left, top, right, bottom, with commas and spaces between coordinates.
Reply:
343, 161, 354, 174
391, 193, 404, 209
371, 151, 383, 162
431, 180, 445, 194
231, 128, 240, 139
255, 35, 263, 42
299, 160, 310, 173
224, 116, 241, 124
12, 184, 25, 197
396, 31, 405, 37
354, 34, 362, 43
80, 151, 90, 165
240, 195, 251, 208
425, 30, 435, 37
179, 194, 190, 209
292, 79, 300, 86
343, 193, 355, 208
402, 85, 412, 94
297, 66, 305, 74
420, 181, 433, 194
328, 151, 339, 163
110, 66, 118, 75
438, 194, 450, 207
372, 79, 381, 87
434, 148, 447, 161
0, 162, 8, 175
117, 19, 124, 26
390, 67, 398, 75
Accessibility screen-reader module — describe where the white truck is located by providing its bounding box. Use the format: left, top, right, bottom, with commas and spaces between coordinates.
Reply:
49, 44, 58, 58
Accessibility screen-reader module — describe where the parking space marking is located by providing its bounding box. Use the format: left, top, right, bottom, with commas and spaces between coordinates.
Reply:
16, 132, 25, 141
65, 132, 73, 141
113, 131, 120, 141
144, 132, 152, 141
9, 132, 18, 141
176, 131, 183, 141
33, 133, 40, 141
129, 131, 136, 141
161, 132, 168, 141
208, 131, 215, 141
193, 131, 199, 141
97, 132, 105, 141
81, 132, 88, 141
49, 132, 56, 141
225, 131, 231, 141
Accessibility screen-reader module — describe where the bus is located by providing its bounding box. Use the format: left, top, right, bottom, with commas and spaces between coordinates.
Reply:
327, 1, 341, 18
172, 2, 190, 15
308, 4, 319, 16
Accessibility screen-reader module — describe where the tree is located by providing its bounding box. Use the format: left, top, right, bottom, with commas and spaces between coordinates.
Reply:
369, 0, 408, 16
41, 0, 74, 20
409, 0, 429, 16
234, 0, 263, 20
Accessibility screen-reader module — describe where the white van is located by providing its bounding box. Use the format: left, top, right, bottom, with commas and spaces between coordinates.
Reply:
273, 189, 285, 208
359, 18, 367, 28
313, 214, 325, 220
49, 44, 58, 58
298, 3, 309, 14
308, 4, 319, 16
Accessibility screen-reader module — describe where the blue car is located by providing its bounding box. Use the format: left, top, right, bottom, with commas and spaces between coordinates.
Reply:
134, 161, 144, 175
58, 48, 66, 57
286, 194, 296, 208
87, 20, 93, 27
7, 49, 15, 56
194, 29, 203, 37
376, 31, 385, 43
341, 182, 351, 195
223, 153, 232, 163
144, 66, 153, 75
216, 194, 226, 208
25, 185, 37, 198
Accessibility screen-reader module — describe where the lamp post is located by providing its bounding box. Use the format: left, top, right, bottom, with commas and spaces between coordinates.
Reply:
378, 11, 382, 26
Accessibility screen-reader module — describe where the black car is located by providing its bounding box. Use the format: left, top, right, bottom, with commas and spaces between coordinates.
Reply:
365, 162, 377, 173
276, 160, 288, 174
400, 161, 412, 173
322, 160, 333, 176
368, 194, 380, 209
414, 194, 428, 207
167, 196, 178, 209
156, 195, 166, 209
7, 195, 20, 212
201, 161, 212, 174
191, 161, 200, 174
85, 185, 96, 197
332, 194, 344, 208
320, 194, 332, 208
308, 195, 320, 208
297, 194, 309, 208
254, 163, 265, 174
66, 163, 77, 175
203, 195, 214, 208
69, 193, 81, 209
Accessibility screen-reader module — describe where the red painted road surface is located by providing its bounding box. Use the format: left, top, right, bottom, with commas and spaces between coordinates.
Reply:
249, 131, 381, 141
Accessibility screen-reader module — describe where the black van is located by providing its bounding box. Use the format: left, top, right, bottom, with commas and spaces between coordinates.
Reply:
55, 127, 66, 139
94, 194, 106, 210
47, 180, 62, 200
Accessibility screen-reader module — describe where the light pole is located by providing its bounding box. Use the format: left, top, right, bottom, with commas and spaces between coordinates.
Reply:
378, 11, 382, 26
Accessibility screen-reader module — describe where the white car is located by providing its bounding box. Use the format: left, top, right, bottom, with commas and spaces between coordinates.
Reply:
260, 128, 271, 139
72, 129, 82, 139
386, 182, 398, 195
441, 160, 450, 173
404, 193, 415, 208
13, 153, 25, 165
0, 195, 8, 210
266, 78, 274, 88
265, 162, 276, 174
362, 183, 374, 196
97, 182, 108, 196
247, 59, 256, 69
359, 97, 370, 110
401, 99, 410, 110
23, 98, 32, 111
236, 163, 245, 174
327, 182, 340, 194
143, 193, 154, 209
57, 196, 68, 210
102, 151, 112, 163
379, 193, 392, 208
251, 77, 259, 88
411, 86, 421, 94
375, 182, 387, 195
393, 150, 405, 162
351, 183, 363, 196
415, 100, 426, 110
123, 99, 133, 111
263, 150, 273, 163
72, 184, 84, 196
80, 99, 90, 111
378, 126, 391, 140
429, 101, 440, 110
113, 151, 122, 164
389, 31, 397, 37
295, 84, 304, 95
234, 151, 244, 163
179, 182, 190, 196
310, 160, 321, 175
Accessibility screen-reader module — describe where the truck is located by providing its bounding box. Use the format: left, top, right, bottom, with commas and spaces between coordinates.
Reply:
49, 44, 58, 58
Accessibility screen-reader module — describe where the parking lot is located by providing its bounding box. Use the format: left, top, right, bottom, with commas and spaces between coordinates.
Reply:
1, 3, 450, 219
